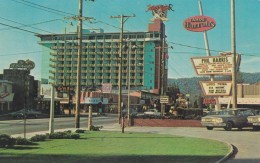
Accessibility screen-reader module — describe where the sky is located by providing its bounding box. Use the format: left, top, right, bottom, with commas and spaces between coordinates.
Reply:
0, 0, 259, 80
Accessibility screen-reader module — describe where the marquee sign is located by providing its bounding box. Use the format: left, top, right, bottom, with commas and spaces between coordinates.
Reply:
147, 4, 174, 21
200, 81, 232, 96
9, 59, 35, 70
102, 83, 112, 93
191, 55, 240, 75
183, 15, 216, 32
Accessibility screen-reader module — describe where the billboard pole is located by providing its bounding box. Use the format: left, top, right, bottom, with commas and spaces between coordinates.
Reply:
231, 0, 237, 108
198, 0, 216, 109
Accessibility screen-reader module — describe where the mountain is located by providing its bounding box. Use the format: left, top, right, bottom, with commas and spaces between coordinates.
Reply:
168, 72, 260, 96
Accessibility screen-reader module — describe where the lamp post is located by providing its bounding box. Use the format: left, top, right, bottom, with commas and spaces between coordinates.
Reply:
127, 42, 137, 126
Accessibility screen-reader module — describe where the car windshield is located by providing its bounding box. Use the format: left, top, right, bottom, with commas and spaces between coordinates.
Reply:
218, 110, 237, 116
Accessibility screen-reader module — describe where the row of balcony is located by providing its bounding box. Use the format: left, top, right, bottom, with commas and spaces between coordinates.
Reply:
49, 62, 144, 68
51, 45, 144, 50
49, 57, 144, 62
50, 75, 143, 80
50, 51, 144, 55
53, 81, 144, 87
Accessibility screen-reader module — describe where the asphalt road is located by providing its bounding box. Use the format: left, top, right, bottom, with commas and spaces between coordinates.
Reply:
0, 114, 118, 135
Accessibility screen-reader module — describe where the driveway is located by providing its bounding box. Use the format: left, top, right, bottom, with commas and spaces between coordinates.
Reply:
116, 126, 260, 163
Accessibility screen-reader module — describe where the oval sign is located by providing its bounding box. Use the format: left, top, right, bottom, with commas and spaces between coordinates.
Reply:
183, 15, 216, 32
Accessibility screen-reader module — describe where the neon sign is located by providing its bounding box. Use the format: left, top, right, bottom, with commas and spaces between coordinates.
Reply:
147, 4, 174, 21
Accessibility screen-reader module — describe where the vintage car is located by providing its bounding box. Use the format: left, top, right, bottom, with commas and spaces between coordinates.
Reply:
201, 108, 256, 131
144, 109, 161, 118
247, 113, 260, 130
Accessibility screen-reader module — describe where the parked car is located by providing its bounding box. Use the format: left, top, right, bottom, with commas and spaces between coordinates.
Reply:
247, 114, 260, 130
122, 108, 138, 117
8, 109, 41, 119
144, 109, 161, 118
201, 108, 256, 131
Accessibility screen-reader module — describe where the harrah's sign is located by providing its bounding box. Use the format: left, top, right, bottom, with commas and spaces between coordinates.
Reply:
183, 15, 216, 32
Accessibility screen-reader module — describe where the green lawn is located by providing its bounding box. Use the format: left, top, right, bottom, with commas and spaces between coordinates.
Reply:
0, 131, 229, 163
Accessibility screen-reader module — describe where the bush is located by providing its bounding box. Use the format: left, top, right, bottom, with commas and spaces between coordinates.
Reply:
0, 134, 15, 148
70, 133, 80, 139
75, 129, 86, 133
15, 137, 33, 145
30, 134, 48, 142
90, 125, 103, 131
49, 131, 80, 139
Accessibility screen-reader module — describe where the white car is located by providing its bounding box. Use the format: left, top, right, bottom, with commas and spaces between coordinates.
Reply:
247, 115, 260, 130
144, 109, 161, 117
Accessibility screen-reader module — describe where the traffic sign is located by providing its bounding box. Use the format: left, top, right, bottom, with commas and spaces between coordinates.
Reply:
160, 96, 169, 104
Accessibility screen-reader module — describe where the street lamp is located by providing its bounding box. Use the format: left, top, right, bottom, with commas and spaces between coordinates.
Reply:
127, 43, 137, 125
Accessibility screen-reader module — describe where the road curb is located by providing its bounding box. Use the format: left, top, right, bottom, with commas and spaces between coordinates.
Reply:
216, 143, 236, 163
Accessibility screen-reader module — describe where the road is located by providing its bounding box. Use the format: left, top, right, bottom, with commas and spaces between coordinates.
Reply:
0, 114, 118, 135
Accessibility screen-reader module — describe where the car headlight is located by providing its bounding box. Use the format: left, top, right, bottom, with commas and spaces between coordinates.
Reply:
248, 117, 260, 122
214, 118, 223, 123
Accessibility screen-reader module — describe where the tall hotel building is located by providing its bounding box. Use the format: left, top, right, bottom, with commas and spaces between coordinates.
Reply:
36, 19, 168, 96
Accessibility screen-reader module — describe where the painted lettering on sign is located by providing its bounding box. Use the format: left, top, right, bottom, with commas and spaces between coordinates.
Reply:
200, 81, 232, 96
9, 59, 35, 70
191, 55, 241, 75
183, 15, 216, 32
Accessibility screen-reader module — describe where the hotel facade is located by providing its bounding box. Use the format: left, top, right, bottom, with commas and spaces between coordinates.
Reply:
36, 19, 168, 97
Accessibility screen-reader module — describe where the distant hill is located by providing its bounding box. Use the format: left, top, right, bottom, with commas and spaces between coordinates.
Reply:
168, 72, 260, 96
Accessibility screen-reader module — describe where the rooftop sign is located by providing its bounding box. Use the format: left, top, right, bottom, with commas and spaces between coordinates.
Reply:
147, 4, 174, 21
9, 59, 35, 70
200, 81, 232, 96
191, 55, 240, 75
183, 15, 216, 32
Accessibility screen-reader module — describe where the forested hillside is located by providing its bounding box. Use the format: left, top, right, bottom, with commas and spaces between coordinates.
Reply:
168, 72, 260, 96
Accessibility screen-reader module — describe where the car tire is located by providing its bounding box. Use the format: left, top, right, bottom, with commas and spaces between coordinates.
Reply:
237, 127, 243, 131
206, 126, 213, 130
224, 122, 233, 131
252, 126, 259, 131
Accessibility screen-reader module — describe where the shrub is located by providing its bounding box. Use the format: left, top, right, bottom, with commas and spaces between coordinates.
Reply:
90, 125, 103, 131
70, 133, 80, 139
30, 134, 48, 142
15, 137, 33, 145
0, 134, 15, 148
75, 129, 86, 133
49, 131, 80, 139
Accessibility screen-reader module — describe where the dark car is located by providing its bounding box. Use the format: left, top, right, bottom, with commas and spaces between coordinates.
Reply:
122, 108, 138, 117
201, 108, 256, 131
8, 109, 41, 119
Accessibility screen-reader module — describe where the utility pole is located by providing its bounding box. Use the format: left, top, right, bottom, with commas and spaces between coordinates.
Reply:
65, 0, 94, 128
49, 84, 55, 134
231, 0, 237, 108
111, 14, 135, 133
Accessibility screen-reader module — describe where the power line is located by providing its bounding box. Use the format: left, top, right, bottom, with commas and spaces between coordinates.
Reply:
21, 0, 75, 16
0, 50, 50, 57
0, 17, 60, 34
10, 0, 70, 17
0, 22, 39, 34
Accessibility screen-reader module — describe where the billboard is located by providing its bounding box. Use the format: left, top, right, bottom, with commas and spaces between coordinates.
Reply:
183, 15, 216, 32
147, 4, 174, 21
200, 81, 232, 96
102, 83, 112, 93
9, 59, 35, 70
191, 55, 240, 75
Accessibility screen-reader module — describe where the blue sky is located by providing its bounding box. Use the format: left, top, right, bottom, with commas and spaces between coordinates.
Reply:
0, 0, 259, 80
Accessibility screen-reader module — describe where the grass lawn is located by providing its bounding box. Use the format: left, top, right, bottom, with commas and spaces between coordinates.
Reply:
0, 131, 229, 163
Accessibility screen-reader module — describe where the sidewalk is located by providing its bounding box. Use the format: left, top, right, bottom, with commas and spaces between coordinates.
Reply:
11, 123, 122, 138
